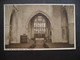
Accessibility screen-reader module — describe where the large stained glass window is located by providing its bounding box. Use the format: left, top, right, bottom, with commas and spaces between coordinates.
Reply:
33, 16, 46, 35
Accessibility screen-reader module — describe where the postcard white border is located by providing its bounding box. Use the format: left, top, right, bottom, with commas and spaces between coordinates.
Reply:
4, 4, 76, 51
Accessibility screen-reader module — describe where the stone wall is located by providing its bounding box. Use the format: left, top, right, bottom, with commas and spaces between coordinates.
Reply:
4, 5, 13, 45
4, 5, 75, 45
65, 6, 74, 44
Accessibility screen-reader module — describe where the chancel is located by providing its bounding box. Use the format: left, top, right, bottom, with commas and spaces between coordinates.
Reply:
4, 4, 75, 49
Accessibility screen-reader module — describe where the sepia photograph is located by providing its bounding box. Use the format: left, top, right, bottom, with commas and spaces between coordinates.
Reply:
4, 4, 76, 50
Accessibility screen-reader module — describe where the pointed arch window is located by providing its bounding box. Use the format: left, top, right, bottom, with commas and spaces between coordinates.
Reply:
33, 15, 46, 34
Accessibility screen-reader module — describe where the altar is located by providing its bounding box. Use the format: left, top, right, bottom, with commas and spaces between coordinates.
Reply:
35, 38, 45, 48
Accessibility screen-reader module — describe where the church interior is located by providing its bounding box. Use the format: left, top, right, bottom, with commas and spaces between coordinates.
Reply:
4, 4, 75, 49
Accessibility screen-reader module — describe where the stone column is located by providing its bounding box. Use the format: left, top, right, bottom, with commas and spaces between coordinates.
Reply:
61, 6, 68, 43
52, 6, 62, 43
65, 6, 74, 44
5, 25, 10, 45
10, 10, 18, 43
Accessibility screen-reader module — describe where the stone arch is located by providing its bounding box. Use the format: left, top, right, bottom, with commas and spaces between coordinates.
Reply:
25, 10, 52, 41
9, 9, 18, 43
25, 10, 53, 30
61, 6, 69, 43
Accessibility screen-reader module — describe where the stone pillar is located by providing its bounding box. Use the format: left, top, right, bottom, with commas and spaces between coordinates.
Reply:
52, 6, 62, 43
5, 5, 13, 45
10, 10, 18, 43
68, 23, 74, 44
65, 6, 74, 44
27, 22, 31, 40
62, 27, 68, 42
5, 25, 10, 45
61, 6, 68, 43
17, 17, 21, 43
